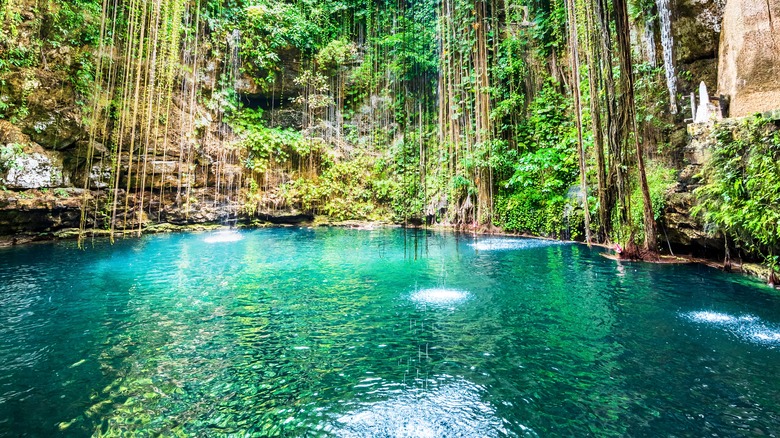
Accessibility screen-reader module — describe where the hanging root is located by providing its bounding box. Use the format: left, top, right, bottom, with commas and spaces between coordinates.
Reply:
722, 233, 732, 272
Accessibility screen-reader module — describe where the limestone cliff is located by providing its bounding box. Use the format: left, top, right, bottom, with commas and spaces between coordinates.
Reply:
673, 0, 726, 96
718, 0, 780, 117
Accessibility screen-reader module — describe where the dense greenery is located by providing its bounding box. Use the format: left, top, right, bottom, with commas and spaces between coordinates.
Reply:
493, 81, 579, 237
695, 117, 780, 277
0, 0, 669, 240
1, 0, 780, 275
0, 0, 102, 119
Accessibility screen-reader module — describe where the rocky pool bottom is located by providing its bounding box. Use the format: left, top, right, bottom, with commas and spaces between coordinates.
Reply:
1, 228, 779, 436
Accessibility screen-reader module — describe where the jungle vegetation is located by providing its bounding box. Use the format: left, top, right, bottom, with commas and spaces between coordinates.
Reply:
0, 0, 778, 275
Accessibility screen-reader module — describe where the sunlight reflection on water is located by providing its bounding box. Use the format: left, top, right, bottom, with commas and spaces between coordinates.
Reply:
203, 230, 244, 244
684, 310, 780, 346
334, 377, 526, 438
469, 238, 562, 251
409, 288, 471, 307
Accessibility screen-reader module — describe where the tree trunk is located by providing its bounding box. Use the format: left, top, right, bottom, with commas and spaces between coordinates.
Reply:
566, 0, 592, 245
614, 0, 658, 258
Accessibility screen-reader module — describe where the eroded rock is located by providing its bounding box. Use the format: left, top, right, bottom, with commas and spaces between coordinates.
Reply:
1, 133, 68, 189
717, 0, 780, 117
24, 111, 83, 150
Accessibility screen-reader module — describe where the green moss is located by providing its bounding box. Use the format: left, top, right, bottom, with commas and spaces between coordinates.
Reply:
625, 162, 677, 244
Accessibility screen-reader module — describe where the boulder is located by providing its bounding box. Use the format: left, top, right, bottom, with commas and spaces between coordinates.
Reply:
1, 143, 68, 189
717, 0, 780, 117
0, 69, 85, 150
73, 160, 114, 190
23, 111, 83, 150
0, 122, 69, 189
674, 0, 726, 64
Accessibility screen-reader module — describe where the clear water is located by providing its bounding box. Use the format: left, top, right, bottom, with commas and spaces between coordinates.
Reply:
1, 228, 780, 437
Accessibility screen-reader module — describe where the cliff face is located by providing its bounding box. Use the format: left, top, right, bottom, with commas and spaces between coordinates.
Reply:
669, 0, 780, 118
717, 0, 780, 117
673, 0, 726, 95
0, 1, 279, 238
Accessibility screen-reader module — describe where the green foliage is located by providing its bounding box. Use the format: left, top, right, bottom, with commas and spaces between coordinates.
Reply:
241, 3, 301, 71
235, 0, 369, 87
694, 117, 780, 271
627, 162, 676, 243
284, 155, 393, 221
388, 135, 427, 221
0, 0, 691, 243
242, 126, 306, 173
493, 81, 578, 237
628, 0, 656, 21
0, 142, 24, 172
232, 108, 310, 173
634, 62, 675, 153
529, 0, 568, 58
315, 38, 356, 75
47, 0, 102, 47
70, 52, 94, 106
494, 191, 566, 237
2, 46, 36, 69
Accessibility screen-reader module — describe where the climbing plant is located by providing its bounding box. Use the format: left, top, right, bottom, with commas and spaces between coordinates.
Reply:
694, 117, 780, 279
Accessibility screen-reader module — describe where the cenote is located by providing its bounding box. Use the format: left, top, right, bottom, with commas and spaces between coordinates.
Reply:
1, 228, 780, 437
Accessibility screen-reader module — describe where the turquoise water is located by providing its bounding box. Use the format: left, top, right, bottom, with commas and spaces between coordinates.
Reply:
1, 228, 780, 437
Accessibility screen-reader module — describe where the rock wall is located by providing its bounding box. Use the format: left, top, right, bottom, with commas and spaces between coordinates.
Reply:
673, 0, 726, 95
0, 1, 252, 237
717, 0, 780, 117
664, 122, 718, 254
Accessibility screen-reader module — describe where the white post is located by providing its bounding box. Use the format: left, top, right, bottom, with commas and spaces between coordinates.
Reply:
695, 82, 710, 123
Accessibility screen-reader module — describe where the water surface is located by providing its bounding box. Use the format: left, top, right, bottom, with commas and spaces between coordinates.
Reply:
1, 228, 779, 436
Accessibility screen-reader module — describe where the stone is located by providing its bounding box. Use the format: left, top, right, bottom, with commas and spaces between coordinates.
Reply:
1, 145, 67, 189
73, 161, 113, 190
674, 0, 725, 63
0, 120, 28, 145
717, 0, 780, 117
686, 121, 715, 165
673, 0, 725, 92
0, 70, 85, 150
23, 111, 83, 150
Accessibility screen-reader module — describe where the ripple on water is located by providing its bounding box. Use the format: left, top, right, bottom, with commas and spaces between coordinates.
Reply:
333, 378, 526, 438
203, 230, 244, 244
683, 310, 780, 346
409, 288, 471, 307
469, 238, 561, 252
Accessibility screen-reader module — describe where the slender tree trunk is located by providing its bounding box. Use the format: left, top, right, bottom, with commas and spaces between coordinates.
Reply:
614, 0, 658, 257
474, 0, 491, 224
582, 0, 608, 242
566, 0, 591, 245
594, 0, 621, 241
